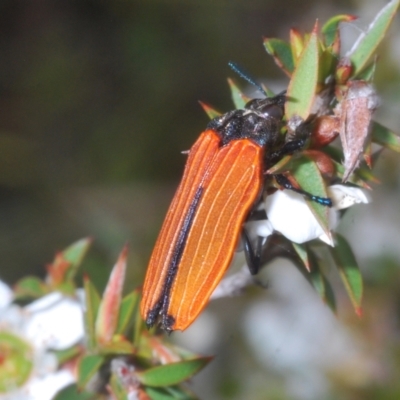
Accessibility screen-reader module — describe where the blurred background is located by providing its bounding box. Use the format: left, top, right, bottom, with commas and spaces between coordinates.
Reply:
0, 0, 399, 399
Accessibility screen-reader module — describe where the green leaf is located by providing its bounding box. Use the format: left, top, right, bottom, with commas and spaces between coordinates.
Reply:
77, 354, 105, 390
329, 234, 363, 316
261, 83, 275, 98
99, 339, 136, 355
308, 249, 336, 312
292, 243, 310, 272
83, 276, 101, 351
348, 0, 399, 77
285, 22, 319, 121
62, 238, 92, 280
227, 78, 250, 109
137, 357, 212, 387
356, 61, 377, 81
289, 28, 304, 61
322, 14, 356, 47
319, 48, 337, 83
53, 384, 97, 400
133, 293, 145, 348
116, 289, 140, 335
291, 155, 331, 237
95, 246, 128, 343
198, 101, 221, 120
146, 386, 197, 400
109, 373, 129, 400
371, 121, 400, 152
263, 38, 294, 76
53, 344, 81, 365
146, 387, 176, 400
13, 276, 47, 299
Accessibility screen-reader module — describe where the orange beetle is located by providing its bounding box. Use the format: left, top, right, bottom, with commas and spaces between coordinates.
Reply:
141, 93, 287, 332
141, 68, 331, 332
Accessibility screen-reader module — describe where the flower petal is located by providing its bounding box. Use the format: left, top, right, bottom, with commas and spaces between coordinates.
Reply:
265, 190, 337, 244
0, 280, 13, 309
24, 369, 75, 400
328, 185, 370, 210
245, 219, 274, 240
24, 293, 84, 350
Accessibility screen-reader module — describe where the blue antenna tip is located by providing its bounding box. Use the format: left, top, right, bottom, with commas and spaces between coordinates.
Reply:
228, 61, 267, 97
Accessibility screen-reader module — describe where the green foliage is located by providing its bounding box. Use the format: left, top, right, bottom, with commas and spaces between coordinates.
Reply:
330, 234, 363, 315
200, 1, 399, 320
285, 23, 319, 121
136, 357, 212, 387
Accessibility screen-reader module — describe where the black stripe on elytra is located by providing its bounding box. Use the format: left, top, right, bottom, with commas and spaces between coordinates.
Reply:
146, 186, 204, 331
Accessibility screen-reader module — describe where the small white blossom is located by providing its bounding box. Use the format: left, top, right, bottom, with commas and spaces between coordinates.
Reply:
0, 282, 84, 400
247, 185, 369, 246
328, 184, 370, 210
0, 280, 13, 308
264, 189, 338, 245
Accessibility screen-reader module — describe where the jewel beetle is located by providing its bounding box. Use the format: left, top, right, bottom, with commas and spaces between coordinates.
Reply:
140, 64, 331, 332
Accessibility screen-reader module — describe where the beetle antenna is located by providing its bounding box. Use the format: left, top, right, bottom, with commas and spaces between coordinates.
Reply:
228, 61, 267, 97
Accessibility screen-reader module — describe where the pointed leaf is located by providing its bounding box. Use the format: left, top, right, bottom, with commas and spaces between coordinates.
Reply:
356, 60, 377, 81
263, 38, 294, 76
53, 384, 96, 400
62, 238, 92, 279
13, 276, 47, 299
145, 387, 180, 400
329, 234, 363, 316
133, 295, 146, 348
116, 289, 140, 335
261, 83, 275, 98
319, 47, 337, 82
77, 354, 105, 390
291, 155, 331, 237
146, 386, 197, 400
136, 357, 212, 387
227, 78, 250, 109
371, 121, 400, 152
347, 0, 399, 77
53, 344, 81, 365
99, 337, 136, 355
198, 101, 221, 120
322, 14, 356, 47
289, 28, 304, 62
292, 243, 310, 272
146, 336, 182, 365
83, 275, 101, 351
308, 249, 336, 312
96, 246, 128, 343
285, 22, 319, 121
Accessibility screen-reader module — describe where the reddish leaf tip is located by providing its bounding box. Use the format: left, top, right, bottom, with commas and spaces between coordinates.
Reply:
119, 244, 129, 261
355, 306, 363, 318
312, 19, 319, 33
347, 15, 358, 22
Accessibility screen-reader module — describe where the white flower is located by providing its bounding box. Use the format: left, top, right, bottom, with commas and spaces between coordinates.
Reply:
0, 280, 13, 308
247, 185, 369, 246
0, 283, 84, 399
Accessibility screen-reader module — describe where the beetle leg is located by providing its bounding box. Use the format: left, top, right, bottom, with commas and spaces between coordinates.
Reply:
242, 230, 264, 275
274, 174, 332, 207
267, 139, 306, 166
